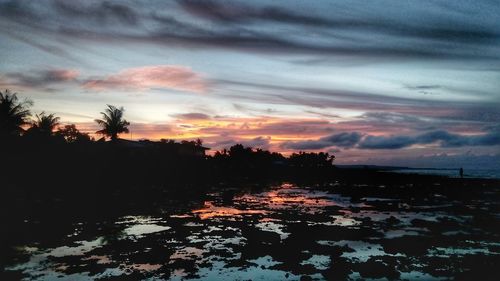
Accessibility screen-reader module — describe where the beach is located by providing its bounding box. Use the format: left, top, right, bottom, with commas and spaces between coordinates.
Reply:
3, 171, 499, 280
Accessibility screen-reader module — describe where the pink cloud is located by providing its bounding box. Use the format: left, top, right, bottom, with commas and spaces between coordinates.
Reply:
45, 69, 79, 81
83, 65, 207, 93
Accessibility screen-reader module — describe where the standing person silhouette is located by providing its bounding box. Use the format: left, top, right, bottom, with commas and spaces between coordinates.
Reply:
459, 167, 464, 178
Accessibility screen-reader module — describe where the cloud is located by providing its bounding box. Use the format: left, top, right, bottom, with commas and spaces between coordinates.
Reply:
2, 69, 79, 88
178, 0, 333, 27
406, 85, 441, 91
241, 136, 271, 148
304, 110, 340, 119
178, 0, 499, 45
74, 122, 175, 139
83, 65, 208, 93
358, 130, 500, 149
322, 132, 364, 147
232, 103, 278, 115
212, 136, 271, 150
282, 129, 500, 151
359, 112, 429, 128
1, 30, 81, 62
358, 135, 416, 150
198, 118, 334, 137
217, 79, 500, 123
282, 132, 363, 150
1, 1, 499, 60
281, 140, 331, 150
171, 112, 211, 120
405, 84, 442, 95
53, 0, 138, 25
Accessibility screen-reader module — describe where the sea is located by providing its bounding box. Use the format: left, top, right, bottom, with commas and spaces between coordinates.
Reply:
391, 168, 500, 179
6, 182, 499, 280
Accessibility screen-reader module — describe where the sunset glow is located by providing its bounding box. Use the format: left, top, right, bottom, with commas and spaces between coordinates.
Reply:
3, 2, 499, 280
1, 0, 499, 167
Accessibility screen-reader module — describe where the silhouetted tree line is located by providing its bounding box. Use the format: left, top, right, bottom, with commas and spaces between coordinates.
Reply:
1, 90, 336, 189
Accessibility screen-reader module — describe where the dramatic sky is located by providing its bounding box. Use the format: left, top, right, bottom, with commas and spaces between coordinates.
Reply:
1, 0, 499, 168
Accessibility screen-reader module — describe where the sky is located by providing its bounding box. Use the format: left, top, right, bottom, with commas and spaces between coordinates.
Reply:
1, 0, 499, 168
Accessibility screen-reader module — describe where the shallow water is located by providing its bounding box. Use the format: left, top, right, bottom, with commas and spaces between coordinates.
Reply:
5, 183, 500, 280
391, 168, 500, 179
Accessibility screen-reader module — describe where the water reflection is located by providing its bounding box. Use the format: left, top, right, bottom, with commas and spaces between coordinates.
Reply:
5, 183, 499, 280
192, 201, 266, 220
123, 224, 171, 237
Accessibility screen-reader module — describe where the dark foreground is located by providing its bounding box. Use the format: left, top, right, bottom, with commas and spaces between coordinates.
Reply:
2, 173, 500, 280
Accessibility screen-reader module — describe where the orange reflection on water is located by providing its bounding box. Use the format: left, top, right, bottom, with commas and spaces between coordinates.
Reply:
192, 201, 266, 219
239, 189, 339, 209
269, 191, 333, 206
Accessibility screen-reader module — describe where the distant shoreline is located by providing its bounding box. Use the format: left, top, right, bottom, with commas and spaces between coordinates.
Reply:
335, 165, 500, 179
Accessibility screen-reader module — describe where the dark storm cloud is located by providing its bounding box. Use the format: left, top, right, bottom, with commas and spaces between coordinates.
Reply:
1, 0, 499, 60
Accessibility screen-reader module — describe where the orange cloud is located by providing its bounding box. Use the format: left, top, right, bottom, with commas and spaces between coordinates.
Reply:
83, 65, 207, 93
70, 116, 334, 152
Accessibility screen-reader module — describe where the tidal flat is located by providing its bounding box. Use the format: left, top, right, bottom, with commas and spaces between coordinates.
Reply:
3, 178, 500, 280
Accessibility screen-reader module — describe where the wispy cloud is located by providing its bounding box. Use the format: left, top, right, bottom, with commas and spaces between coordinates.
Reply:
283, 129, 500, 151
217, 78, 500, 123
1, 0, 499, 167
358, 130, 500, 149
83, 65, 208, 93
282, 132, 363, 150
53, 0, 138, 25
212, 136, 271, 150
171, 112, 211, 120
1, 0, 499, 60
1, 69, 79, 88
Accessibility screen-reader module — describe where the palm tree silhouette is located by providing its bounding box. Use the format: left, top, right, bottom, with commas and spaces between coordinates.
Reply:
0, 89, 33, 137
95, 105, 130, 141
31, 112, 60, 135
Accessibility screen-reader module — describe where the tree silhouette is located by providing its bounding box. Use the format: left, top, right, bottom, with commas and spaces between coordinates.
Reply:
31, 112, 60, 135
289, 151, 335, 167
95, 105, 130, 141
195, 138, 203, 146
0, 89, 33, 137
56, 124, 91, 143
